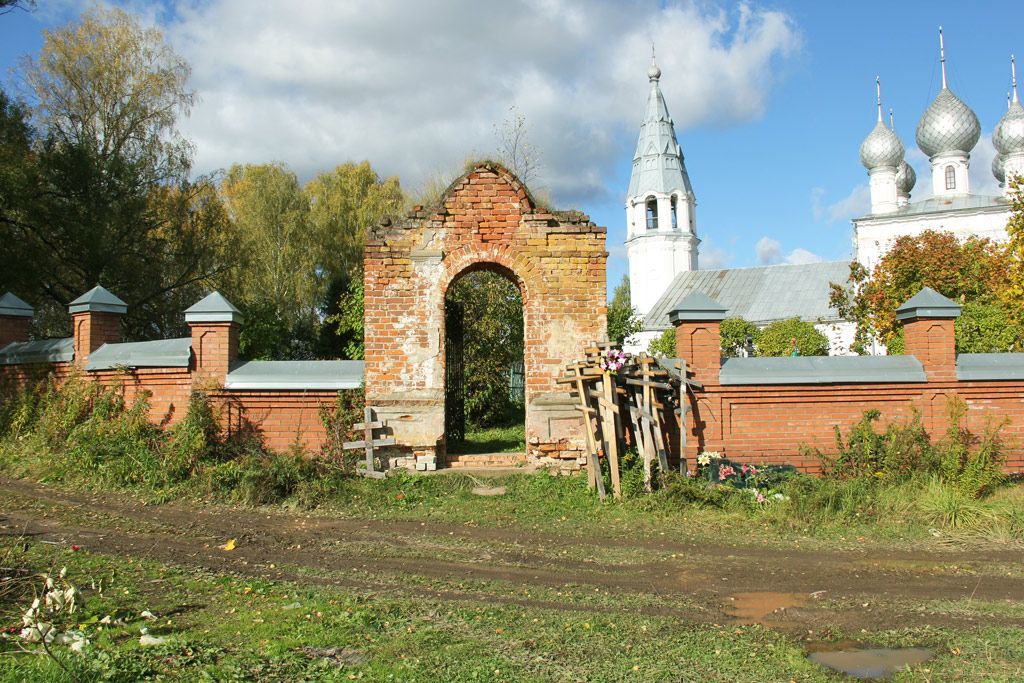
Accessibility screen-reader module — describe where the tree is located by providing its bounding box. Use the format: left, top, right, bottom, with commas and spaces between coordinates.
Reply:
720, 317, 757, 357
755, 318, 829, 356
1000, 175, 1024, 317
0, 1, 35, 16
647, 328, 675, 358
217, 163, 317, 359
1, 8, 224, 339
447, 270, 524, 429
495, 105, 541, 186
830, 230, 1011, 353
606, 276, 641, 345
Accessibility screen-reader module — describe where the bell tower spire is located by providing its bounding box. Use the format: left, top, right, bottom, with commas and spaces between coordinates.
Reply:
625, 50, 700, 330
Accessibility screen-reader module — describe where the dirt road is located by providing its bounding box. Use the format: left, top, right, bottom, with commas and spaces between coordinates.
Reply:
1, 477, 1021, 636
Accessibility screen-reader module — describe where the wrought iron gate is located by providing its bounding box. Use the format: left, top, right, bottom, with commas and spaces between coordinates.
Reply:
444, 301, 465, 443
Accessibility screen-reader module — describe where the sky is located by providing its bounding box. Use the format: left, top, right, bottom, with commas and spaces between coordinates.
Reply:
1, 0, 1020, 298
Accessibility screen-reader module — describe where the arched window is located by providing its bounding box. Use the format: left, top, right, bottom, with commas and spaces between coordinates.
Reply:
670, 196, 678, 230
945, 165, 956, 190
646, 198, 658, 230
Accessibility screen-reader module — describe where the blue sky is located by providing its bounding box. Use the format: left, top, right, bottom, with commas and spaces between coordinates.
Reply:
1, 1, 1019, 297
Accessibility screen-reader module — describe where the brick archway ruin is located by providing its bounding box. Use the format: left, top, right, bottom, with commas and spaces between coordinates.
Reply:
363, 162, 607, 468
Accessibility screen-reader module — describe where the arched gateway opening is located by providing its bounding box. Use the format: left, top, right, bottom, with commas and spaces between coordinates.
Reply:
444, 267, 525, 454
363, 162, 607, 470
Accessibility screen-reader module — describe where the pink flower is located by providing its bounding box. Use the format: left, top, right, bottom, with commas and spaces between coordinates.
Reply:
719, 465, 735, 479
740, 465, 749, 474
756, 492, 766, 504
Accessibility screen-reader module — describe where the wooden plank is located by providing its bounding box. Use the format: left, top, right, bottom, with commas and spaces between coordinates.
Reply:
623, 378, 672, 390
342, 440, 367, 450
601, 374, 621, 499
564, 362, 602, 495
371, 438, 396, 447
363, 407, 375, 476
352, 421, 385, 430
678, 360, 688, 474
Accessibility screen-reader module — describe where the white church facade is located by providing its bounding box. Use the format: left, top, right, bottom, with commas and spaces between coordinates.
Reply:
627, 35, 1023, 356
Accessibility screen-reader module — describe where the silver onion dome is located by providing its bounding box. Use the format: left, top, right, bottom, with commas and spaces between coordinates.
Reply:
992, 153, 1006, 185
915, 88, 981, 157
993, 101, 1024, 156
860, 120, 904, 169
896, 160, 917, 194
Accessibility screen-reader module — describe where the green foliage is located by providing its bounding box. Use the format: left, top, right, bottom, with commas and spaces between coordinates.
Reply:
719, 317, 757, 357
1000, 175, 1024, 316
318, 386, 366, 473
830, 231, 1011, 353
606, 275, 641, 345
755, 317, 829, 356
326, 271, 365, 360
0, 8, 227, 339
954, 301, 1024, 353
808, 397, 1006, 503
447, 270, 524, 429
647, 328, 675, 358
939, 396, 1006, 499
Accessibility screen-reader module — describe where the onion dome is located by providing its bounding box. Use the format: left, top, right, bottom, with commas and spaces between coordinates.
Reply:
860, 121, 904, 169
915, 29, 981, 157
993, 56, 1024, 156
896, 160, 917, 194
915, 89, 981, 157
860, 78, 904, 169
992, 154, 1006, 184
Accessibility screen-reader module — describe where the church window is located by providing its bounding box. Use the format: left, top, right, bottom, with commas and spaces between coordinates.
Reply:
646, 198, 658, 230
945, 165, 956, 190
670, 196, 678, 229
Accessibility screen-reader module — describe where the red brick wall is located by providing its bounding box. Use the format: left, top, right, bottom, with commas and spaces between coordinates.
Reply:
213, 390, 338, 453
364, 162, 607, 459
72, 311, 122, 364
190, 322, 239, 380
0, 316, 30, 348
673, 317, 1024, 475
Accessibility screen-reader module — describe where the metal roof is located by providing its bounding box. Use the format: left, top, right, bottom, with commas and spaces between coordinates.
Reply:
68, 285, 127, 315
668, 291, 727, 323
225, 360, 364, 390
0, 337, 74, 365
720, 356, 926, 385
854, 194, 1007, 222
86, 338, 192, 371
627, 60, 695, 200
645, 260, 850, 331
957, 353, 1024, 381
895, 287, 961, 321
184, 291, 243, 324
0, 292, 33, 318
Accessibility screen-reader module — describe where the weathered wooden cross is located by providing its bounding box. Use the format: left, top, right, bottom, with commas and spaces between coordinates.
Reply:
342, 407, 396, 479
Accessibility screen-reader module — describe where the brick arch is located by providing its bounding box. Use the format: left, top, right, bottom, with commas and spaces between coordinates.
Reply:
363, 162, 607, 467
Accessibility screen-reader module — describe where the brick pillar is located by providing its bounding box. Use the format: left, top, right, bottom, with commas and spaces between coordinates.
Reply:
896, 287, 960, 382
185, 292, 242, 383
68, 285, 127, 365
0, 292, 33, 347
668, 291, 727, 386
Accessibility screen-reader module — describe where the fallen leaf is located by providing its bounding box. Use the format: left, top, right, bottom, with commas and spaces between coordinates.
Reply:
222, 539, 236, 551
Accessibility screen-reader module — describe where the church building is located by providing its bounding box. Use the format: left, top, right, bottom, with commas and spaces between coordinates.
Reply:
627, 33, 1021, 356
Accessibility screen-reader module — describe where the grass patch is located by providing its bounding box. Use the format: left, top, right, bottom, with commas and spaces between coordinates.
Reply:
447, 424, 526, 455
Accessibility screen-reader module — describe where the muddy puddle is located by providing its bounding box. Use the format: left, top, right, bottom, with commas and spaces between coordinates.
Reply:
807, 642, 933, 679
726, 591, 808, 624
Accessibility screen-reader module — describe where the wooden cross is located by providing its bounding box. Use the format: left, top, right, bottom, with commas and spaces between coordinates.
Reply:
342, 407, 396, 479
557, 362, 605, 500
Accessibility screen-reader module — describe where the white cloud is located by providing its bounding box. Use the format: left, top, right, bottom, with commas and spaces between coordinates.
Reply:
755, 236, 782, 265
160, 0, 800, 203
755, 236, 819, 265
822, 184, 870, 223
785, 247, 820, 265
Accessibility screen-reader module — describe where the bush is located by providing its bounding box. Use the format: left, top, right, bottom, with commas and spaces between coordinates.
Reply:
720, 317, 757, 357
755, 317, 829, 356
817, 408, 935, 483
647, 328, 675, 358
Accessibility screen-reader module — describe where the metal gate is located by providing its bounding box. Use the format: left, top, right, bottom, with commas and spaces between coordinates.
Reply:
444, 301, 465, 443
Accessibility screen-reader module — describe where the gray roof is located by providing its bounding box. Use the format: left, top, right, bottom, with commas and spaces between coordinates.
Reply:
0, 337, 74, 365
86, 338, 192, 371
720, 356, 926, 385
68, 285, 127, 315
957, 353, 1024, 381
645, 261, 850, 331
0, 292, 33, 318
668, 291, 727, 323
627, 63, 695, 200
895, 287, 961, 321
184, 292, 243, 324
854, 194, 1007, 221
225, 360, 364, 390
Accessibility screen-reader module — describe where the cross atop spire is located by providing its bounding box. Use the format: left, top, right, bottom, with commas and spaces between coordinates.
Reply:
1012, 54, 1018, 104
939, 26, 947, 89
875, 76, 883, 122
648, 43, 661, 82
